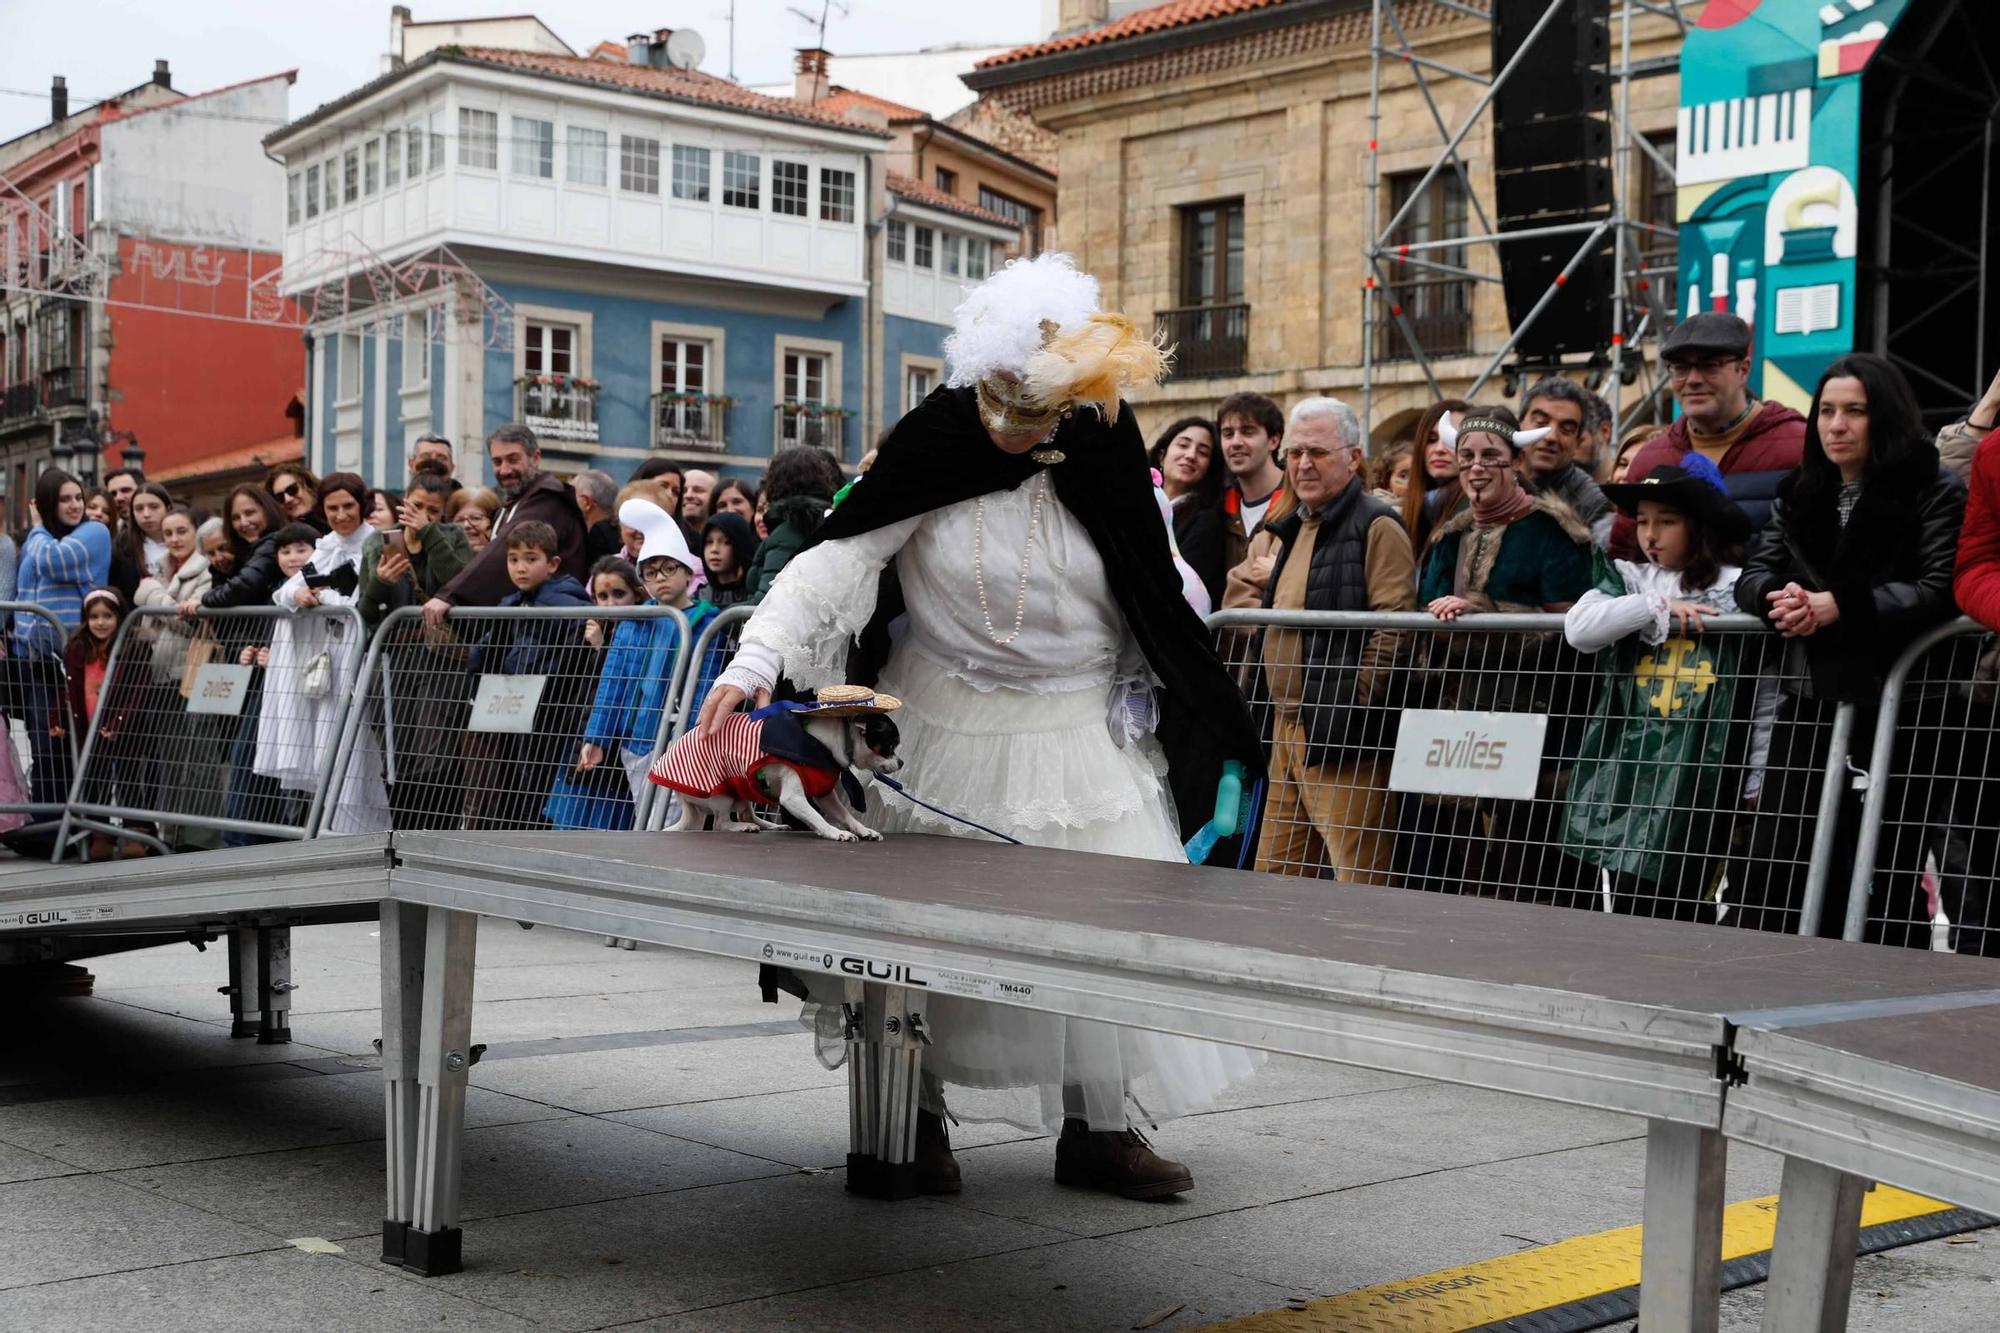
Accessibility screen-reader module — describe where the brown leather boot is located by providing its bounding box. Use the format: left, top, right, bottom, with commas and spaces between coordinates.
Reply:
915, 1108, 962, 1195
1053, 1119, 1193, 1199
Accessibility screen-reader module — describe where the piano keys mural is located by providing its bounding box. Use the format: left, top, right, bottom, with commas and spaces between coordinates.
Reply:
1675, 0, 1912, 411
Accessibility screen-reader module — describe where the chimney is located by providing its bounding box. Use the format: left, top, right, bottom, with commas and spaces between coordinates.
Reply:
1056, 0, 1109, 34
626, 31, 653, 66
794, 47, 831, 105
389, 5, 412, 67
153, 59, 171, 87
51, 75, 68, 122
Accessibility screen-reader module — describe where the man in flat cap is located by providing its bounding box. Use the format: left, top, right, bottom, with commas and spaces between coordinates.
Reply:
1609, 312, 1805, 560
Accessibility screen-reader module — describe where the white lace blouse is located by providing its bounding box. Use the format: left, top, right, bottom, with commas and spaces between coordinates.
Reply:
718, 471, 1141, 697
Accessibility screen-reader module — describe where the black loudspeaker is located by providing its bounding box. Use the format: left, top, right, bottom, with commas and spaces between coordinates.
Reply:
1491, 0, 1613, 356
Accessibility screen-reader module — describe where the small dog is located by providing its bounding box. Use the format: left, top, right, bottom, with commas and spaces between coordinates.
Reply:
651, 688, 904, 842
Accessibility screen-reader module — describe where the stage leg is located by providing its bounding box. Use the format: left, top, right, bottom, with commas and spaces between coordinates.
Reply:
845, 982, 928, 1200
407, 907, 477, 1275
223, 926, 259, 1039
379, 901, 426, 1267
255, 924, 293, 1044
1639, 1119, 1724, 1333
1760, 1157, 1866, 1333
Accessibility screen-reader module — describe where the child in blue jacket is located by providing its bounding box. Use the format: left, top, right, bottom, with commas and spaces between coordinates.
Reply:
552, 501, 715, 828
463, 520, 593, 828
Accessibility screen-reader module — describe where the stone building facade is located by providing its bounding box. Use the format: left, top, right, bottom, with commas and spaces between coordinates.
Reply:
968, 0, 1688, 449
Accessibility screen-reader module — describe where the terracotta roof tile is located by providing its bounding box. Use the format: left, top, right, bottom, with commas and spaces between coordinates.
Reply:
816, 87, 928, 122
153, 434, 305, 484
978, 0, 1292, 68
885, 172, 1014, 228
454, 48, 888, 134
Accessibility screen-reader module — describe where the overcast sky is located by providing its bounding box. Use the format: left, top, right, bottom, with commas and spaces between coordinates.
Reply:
0, 0, 1047, 141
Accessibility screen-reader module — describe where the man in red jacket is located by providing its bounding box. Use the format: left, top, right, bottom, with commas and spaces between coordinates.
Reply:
421, 423, 586, 622
1609, 312, 1805, 560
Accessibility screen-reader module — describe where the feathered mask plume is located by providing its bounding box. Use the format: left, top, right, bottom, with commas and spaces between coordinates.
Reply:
1019, 314, 1171, 421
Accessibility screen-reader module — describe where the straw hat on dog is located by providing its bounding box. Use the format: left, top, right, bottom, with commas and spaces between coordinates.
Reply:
804, 684, 903, 717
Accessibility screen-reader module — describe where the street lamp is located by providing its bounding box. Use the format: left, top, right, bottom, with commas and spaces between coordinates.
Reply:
119, 434, 145, 474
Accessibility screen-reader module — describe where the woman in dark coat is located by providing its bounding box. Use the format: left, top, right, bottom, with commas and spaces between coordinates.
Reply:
1148, 415, 1225, 606
186, 483, 292, 846
1733, 353, 1966, 938
746, 446, 847, 601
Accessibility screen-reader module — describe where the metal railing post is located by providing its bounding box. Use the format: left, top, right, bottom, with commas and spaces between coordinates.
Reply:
1842, 618, 1990, 943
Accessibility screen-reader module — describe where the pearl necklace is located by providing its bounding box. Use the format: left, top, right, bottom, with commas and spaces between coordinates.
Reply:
974, 474, 1046, 646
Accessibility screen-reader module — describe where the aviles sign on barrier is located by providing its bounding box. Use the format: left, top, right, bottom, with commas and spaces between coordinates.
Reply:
469, 673, 548, 734
185, 664, 255, 716
1389, 709, 1548, 801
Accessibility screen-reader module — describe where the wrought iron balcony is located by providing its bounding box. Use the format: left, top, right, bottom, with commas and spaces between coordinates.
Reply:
40, 365, 85, 408
1, 382, 38, 422
514, 376, 599, 444
1157, 303, 1249, 379
651, 392, 731, 451
1374, 277, 1473, 361
776, 402, 849, 458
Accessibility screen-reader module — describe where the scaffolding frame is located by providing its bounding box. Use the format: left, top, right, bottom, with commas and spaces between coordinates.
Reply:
1361, 0, 1692, 438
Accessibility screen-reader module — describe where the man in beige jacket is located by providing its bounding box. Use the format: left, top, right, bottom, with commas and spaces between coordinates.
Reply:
1223, 397, 1414, 883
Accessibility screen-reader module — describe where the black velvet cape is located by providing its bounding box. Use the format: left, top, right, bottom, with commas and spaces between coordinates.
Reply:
801, 385, 1263, 841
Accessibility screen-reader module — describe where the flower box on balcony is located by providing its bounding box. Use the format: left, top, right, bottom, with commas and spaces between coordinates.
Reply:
514, 374, 599, 444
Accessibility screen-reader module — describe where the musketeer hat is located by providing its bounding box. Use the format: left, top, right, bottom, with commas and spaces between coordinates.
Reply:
801, 684, 903, 718
1601, 456, 1752, 544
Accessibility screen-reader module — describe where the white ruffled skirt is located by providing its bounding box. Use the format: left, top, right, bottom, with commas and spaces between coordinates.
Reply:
800, 645, 1262, 1133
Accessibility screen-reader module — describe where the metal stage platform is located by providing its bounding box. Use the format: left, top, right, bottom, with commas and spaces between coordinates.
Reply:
5, 830, 1999, 1328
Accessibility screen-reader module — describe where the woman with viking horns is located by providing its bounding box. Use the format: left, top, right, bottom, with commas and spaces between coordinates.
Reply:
699, 255, 1264, 1199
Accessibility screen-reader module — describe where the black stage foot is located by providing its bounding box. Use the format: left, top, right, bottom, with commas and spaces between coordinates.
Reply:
401, 1224, 462, 1276
380, 1218, 409, 1266
845, 1152, 921, 1201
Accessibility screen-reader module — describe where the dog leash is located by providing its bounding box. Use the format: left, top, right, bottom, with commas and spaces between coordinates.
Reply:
875, 776, 1024, 846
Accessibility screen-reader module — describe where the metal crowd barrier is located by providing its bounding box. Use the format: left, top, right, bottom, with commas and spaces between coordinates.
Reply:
1206, 608, 1857, 936
1843, 617, 2000, 954
54, 606, 373, 859
13, 591, 1995, 962
645, 603, 753, 831
322, 604, 694, 836
0, 601, 84, 846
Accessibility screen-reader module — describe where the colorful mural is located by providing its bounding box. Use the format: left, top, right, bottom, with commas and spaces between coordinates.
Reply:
1675, 0, 1913, 411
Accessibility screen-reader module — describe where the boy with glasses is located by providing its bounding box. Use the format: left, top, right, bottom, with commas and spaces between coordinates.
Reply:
1609, 312, 1804, 559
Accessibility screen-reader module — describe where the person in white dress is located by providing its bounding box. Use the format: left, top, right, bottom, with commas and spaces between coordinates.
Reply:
267, 472, 390, 833
699, 254, 1265, 1199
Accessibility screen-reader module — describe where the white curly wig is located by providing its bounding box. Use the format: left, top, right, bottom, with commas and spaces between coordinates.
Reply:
943, 252, 1101, 388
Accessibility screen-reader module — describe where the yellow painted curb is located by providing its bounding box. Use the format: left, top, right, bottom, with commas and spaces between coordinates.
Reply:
1200, 1186, 1951, 1333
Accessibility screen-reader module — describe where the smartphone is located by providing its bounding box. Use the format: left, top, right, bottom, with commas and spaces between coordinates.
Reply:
383, 527, 409, 558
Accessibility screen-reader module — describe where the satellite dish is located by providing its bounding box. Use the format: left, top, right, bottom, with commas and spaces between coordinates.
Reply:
664, 29, 706, 71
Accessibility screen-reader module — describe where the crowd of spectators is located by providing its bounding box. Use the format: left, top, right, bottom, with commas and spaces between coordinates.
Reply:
2, 318, 1997, 950
0, 427, 843, 856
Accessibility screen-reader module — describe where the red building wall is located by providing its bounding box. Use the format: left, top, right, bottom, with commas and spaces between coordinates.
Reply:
102, 237, 299, 475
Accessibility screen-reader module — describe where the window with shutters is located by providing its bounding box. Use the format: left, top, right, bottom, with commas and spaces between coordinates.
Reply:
773, 161, 809, 217
819, 168, 855, 223
722, 151, 760, 209
566, 127, 607, 187
620, 136, 659, 194
672, 145, 710, 201
458, 108, 497, 170
512, 117, 553, 178
1379, 172, 1468, 359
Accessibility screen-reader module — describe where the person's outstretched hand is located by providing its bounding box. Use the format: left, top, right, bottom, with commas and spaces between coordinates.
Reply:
697, 683, 769, 740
